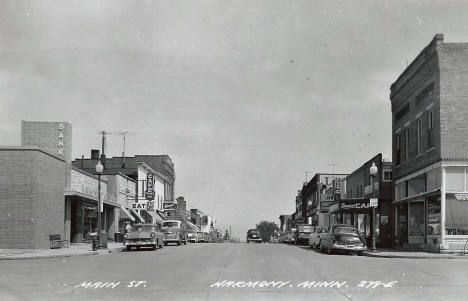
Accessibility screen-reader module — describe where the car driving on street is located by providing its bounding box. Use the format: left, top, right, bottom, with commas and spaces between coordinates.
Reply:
246, 229, 262, 243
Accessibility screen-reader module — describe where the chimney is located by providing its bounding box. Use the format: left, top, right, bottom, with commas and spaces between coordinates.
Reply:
91, 149, 100, 160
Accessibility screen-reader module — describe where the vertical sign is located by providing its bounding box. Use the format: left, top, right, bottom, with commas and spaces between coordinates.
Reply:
145, 173, 155, 200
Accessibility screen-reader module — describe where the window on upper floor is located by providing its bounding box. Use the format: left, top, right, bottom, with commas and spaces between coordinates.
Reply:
384, 171, 393, 181
427, 109, 434, 149
417, 118, 423, 155
396, 132, 401, 166
405, 127, 410, 162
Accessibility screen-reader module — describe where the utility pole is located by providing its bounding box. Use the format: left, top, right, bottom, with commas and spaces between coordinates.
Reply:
119, 131, 128, 168
329, 163, 338, 174
302, 171, 312, 183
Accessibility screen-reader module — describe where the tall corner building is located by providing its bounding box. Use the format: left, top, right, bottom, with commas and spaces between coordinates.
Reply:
390, 34, 468, 251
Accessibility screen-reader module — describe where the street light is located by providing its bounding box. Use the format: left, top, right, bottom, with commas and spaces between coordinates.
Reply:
369, 162, 378, 252
96, 160, 104, 249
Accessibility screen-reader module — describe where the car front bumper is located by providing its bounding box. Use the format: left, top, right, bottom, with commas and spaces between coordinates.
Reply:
124, 240, 156, 246
331, 244, 367, 251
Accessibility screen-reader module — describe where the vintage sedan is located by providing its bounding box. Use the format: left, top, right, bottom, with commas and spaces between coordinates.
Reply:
320, 224, 367, 256
308, 226, 329, 249
124, 223, 164, 251
187, 229, 197, 243
246, 229, 262, 243
196, 231, 205, 243
162, 220, 187, 246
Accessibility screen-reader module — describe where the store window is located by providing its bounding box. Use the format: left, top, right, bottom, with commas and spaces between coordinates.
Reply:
405, 126, 410, 162
395, 132, 401, 166
427, 195, 441, 235
409, 202, 425, 237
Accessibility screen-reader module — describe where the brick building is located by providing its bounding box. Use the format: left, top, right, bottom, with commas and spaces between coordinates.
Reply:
390, 34, 468, 251
0, 146, 67, 249
329, 154, 394, 248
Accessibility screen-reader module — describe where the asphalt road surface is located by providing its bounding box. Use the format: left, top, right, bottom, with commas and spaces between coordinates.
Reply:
1, 242, 467, 301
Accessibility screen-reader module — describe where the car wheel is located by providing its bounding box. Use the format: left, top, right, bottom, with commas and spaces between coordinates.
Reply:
177, 238, 182, 246
184, 238, 187, 245
164, 242, 167, 246
327, 247, 332, 255
159, 242, 163, 249
357, 251, 364, 256
316, 241, 321, 250
309, 243, 313, 249
152, 243, 157, 251
319, 243, 324, 252
126, 246, 131, 251
247, 240, 249, 243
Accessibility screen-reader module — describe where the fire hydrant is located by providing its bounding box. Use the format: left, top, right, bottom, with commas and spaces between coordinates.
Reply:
92, 236, 98, 251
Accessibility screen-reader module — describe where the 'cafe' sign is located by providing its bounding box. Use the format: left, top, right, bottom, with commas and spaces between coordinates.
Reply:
330, 200, 372, 214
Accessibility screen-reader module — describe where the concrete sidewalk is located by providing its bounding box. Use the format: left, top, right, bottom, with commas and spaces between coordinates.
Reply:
0, 243, 125, 260
363, 248, 468, 259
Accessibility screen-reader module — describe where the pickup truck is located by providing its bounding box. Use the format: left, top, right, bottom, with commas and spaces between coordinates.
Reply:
161, 220, 187, 246
308, 226, 329, 249
294, 224, 314, 245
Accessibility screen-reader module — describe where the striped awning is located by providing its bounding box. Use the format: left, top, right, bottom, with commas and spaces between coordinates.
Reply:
130, 209, 146, 223
119, 206, 135, 221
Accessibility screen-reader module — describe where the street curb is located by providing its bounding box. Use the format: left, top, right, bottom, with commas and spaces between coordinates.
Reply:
0, 247, 124, 260
363, 252, 468, 259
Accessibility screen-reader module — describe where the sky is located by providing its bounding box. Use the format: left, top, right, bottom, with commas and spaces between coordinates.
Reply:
1, 0, 468, 240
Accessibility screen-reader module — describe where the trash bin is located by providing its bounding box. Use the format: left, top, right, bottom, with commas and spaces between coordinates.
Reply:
100, 230, 108, 249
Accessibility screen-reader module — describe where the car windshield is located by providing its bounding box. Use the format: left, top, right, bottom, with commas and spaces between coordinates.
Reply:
134, 225, 155, 232
333, 227, 359, 234
163, 222, 180, 227
249, 230, 260, 234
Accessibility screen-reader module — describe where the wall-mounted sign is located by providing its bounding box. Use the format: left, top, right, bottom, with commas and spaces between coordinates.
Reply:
381, 216, 388, 225
145, 173, 155, 200
132, 202, 147, 210
146, 201, 155, 211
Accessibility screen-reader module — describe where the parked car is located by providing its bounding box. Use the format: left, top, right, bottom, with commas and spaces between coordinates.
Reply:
246, 229, 262, 243
187, 229, 197, 243
286, 230, 296, 244
161, 220, 187, 246
196, 231, 205, 243
295, 224, 314, 245
320, 224, 367, 256
308, 226, 329, 249
123, 223, 164, 251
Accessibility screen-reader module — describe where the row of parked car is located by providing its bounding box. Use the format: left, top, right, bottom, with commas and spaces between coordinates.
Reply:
277, 224, 367, 256
123, 220, 222, 251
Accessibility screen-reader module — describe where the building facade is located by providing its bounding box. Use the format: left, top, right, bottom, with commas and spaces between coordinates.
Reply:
391, 34, 468, 251
329, 154, 394, 247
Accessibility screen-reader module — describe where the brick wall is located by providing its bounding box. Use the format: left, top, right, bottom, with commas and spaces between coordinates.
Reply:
439, 43, 468, 159
0, 148, 66, 249
21, 121, 73, 163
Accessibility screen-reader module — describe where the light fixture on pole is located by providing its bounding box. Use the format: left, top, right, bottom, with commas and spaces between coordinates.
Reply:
96, 160, 104, 249
369, 162, 378, 253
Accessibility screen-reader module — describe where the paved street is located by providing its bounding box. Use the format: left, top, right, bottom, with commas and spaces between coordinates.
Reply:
1, 242, 467, 301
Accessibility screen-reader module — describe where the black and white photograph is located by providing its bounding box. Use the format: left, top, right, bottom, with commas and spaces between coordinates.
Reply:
1, 1, 468, 300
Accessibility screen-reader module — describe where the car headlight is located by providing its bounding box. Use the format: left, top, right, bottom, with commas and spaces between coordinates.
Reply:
150, 232, 156, 238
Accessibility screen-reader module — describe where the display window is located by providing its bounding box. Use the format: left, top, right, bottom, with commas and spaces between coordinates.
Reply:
427, 195, 441, 235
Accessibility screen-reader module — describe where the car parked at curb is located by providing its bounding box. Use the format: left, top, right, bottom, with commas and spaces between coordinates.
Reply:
162, 220, 187, 246
320, 224, 367, 256
187, 229, 197, 243
246, 229, 262, 243
308, 226, 329, 249
124, 223, 164, 251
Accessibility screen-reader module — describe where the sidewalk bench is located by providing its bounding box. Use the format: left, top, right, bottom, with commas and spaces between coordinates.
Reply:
50, 234, 68, 249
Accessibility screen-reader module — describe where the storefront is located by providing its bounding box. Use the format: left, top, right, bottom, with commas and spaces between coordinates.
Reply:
329, 198, 389, 247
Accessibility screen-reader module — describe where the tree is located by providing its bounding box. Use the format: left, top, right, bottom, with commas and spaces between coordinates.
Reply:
256, 221, 280, 242
224, 230, 230, 240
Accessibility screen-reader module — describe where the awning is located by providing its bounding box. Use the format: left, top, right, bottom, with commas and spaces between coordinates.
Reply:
187, 221, 198, 231
392, 188, 441, 204
146, 210, 164, 225
119, 206, 135, 222
130, 209, 146, 223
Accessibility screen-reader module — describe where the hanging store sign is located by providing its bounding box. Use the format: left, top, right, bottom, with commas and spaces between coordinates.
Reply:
145, 173, 155, 200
